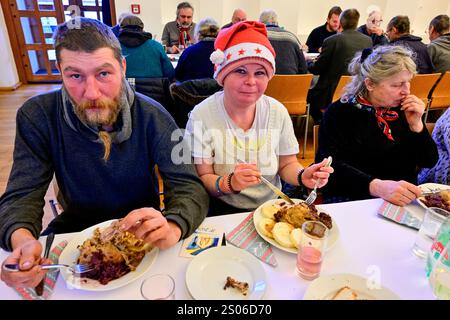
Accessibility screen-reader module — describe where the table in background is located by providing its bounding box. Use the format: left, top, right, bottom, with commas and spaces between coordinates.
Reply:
0, 198, 435, 300
167, 53, 180, 68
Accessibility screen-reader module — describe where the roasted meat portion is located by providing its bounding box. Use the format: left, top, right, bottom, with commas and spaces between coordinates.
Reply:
77, 220, 151, 285
274, 202, 332, 229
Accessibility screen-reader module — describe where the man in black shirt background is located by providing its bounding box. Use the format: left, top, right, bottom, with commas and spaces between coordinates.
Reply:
306, 6, 342, 53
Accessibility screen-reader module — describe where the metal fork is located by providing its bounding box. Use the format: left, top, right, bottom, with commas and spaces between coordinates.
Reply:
304, 156, 333, 205
3, 263, 93, 274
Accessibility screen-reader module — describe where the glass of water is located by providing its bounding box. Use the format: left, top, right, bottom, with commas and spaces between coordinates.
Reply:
413, 207, 448, 258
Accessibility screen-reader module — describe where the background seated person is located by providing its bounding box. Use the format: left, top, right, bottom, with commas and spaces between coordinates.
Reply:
119, 15, 174, 80
184, 21, 333, 215
222, 8, 247, 29
316, 45, 438, 206
418, 108, 450, 185
386, 15, 434, 74
175, 17, 219, 82
426, 14, 450, 74
357, 9, 388, 47
259, 9, 307, 74
0, 18, 208, 289
305, 6, 342, 53
162, 1, 196, 54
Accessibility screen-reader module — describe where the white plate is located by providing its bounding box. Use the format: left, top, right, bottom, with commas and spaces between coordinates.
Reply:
59, 219, 158, 291
253, 198, 339, 254
303, 273, 400, 300
185, 246, 267, 300
417, 183, 450, 211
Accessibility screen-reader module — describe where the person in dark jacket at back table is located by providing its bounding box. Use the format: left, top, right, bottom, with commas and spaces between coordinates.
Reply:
119, 15, 174, 80
175, 17, 219, 82
305, 6, 342, 53
357, 9, 388, 47
426, 14, 450, 73
307, 8, 372, 123
386, 15, 434, 74
259, 9, 308, 74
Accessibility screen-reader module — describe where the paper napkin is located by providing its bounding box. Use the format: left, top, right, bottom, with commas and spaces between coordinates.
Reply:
13, 240, 68, 300
377, 201, 423, 230
226, 212, 278, 267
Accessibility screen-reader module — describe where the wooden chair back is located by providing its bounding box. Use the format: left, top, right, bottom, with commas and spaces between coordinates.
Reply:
332, 75, 352, 102
264, 74, 313, 115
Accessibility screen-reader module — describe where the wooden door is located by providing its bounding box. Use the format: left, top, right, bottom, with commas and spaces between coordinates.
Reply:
3, 0, 116, 83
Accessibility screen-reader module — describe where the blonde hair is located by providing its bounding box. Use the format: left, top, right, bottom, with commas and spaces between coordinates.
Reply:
99, 131, 112, 161
342, 45, 416, 101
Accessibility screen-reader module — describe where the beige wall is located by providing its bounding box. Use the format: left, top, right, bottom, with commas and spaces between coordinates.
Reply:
1, 0, 450, 85
0, 5, 19, 88
114, 0, 450, 44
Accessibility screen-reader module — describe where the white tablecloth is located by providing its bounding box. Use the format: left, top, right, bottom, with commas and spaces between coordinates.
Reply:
0, 198, 435, 300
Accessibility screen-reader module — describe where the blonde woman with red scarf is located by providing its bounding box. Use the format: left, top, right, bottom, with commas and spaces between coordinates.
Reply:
317, 45, 438, 206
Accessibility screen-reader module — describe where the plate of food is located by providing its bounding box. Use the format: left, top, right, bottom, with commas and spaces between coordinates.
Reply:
303, 273, 400, 300
185, 246, 266, 300
417, 183, 450, 212
59, 219, 158, 291
253, 198, 339, 254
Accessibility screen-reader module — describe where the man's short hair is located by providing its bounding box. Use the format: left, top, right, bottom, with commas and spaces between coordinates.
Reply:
53, 17, 122, 65
340, 8, 360, 30
387, 15, 410, 34
429, 14, 450, 35
176, 2, 194, 17
327, 6, 342, 19
259, 9, 278, 26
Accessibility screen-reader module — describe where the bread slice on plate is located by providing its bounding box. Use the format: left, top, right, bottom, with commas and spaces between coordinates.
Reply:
331, 286, 359, 300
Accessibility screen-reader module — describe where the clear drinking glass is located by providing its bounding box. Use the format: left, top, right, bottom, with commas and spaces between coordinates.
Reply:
140, 274, 175, 300
296, 221, 328, 280
413, 207, 448, 258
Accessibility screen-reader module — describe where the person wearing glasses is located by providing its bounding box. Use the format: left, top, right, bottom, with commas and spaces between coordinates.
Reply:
357, 10, 388, 47
162, 2, 196, 54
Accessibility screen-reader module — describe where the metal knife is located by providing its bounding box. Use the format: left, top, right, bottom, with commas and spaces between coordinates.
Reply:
259, 175, 295, 205
236, 158, 295, 205
35, 232, 55, 296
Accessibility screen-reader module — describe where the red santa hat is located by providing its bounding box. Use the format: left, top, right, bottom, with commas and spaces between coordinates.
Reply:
210, 21, 276, 86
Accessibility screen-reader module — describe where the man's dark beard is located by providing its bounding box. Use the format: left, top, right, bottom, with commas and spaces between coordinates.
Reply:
68, 85, 124, 161
73, 94, 121, 128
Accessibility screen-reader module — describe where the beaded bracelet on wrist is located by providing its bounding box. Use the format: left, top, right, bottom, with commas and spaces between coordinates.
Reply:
297, 168, 306, 188
227, 172, 240, 194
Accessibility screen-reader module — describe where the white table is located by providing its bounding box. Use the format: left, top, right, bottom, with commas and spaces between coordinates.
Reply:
167, 53, 180, 68
0, 198, 435, 300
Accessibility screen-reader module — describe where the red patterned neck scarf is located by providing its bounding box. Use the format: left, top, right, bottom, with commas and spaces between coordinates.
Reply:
354, 95, 399, 141
177, 24, 191, 47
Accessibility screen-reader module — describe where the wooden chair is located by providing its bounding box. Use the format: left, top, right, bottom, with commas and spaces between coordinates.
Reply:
409, 73, 441, 108
264, 74, 314, 158
332, 75, 352, 103
425, 72, 450, 123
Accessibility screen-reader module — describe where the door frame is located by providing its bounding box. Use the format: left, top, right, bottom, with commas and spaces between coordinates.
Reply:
1, 0, 117, 84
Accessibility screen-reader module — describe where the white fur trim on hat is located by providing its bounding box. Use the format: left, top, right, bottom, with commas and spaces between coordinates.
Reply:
210, 49, 225, 65
212, 42, 276, 84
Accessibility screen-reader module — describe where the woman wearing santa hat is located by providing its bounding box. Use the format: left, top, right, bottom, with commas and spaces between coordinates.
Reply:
184, 21, 333, 215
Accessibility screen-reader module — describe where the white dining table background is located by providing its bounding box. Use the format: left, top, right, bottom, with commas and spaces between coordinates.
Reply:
0, 198, 435, 300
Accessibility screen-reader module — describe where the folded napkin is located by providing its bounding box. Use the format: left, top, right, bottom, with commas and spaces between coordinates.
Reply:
226, 212, 278, 267
377, 201, 422, 230
13, 240, 68, 300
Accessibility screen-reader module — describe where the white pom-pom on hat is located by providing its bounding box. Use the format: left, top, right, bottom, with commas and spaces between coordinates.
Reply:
210, 49, 225, 65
